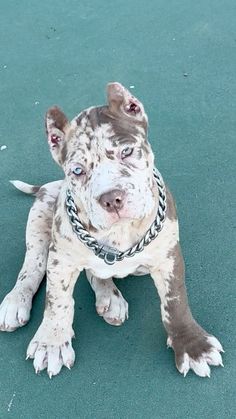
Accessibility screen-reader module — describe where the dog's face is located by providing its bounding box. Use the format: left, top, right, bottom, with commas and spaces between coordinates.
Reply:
46, 83, 156, 230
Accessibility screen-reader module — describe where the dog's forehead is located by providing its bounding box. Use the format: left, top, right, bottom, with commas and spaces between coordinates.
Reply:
68, 105, 147, 156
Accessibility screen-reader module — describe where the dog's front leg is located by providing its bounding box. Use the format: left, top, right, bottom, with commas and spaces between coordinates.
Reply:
27, 246, 80, 377
150, 242, 224, 378
0, 191, 56, 332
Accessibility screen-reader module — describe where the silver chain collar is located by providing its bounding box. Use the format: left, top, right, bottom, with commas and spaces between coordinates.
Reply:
65, 167, 167, 265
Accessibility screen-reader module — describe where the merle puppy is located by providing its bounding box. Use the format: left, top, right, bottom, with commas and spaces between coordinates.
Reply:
0, 83, 223, 378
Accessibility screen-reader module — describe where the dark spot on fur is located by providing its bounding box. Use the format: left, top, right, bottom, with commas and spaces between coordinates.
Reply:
49, 244, 57, 252
32, 185, 41, 194
137, 149, 142, 159
61, 280, 69, 291
105, 149, 115, 159
120, 168, 131, 177
36, 187, 47, 202
18, 271, 27, 282
62, 234, 72, 242
76, 112, 86, 126
54, 215, 62, 233
87, 221, 98, 233
45, 291, 54, 310
113, 289, 119, 297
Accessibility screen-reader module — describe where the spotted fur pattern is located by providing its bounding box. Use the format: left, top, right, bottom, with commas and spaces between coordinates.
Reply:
0, 83, 223, 378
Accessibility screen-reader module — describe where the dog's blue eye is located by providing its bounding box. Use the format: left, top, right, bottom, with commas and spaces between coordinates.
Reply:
121, 147, 133, 159
73, 167, 84, 176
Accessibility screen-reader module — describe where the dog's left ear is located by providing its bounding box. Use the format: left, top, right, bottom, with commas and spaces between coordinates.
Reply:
107, 82, 148, 125
45, 106, 70, 166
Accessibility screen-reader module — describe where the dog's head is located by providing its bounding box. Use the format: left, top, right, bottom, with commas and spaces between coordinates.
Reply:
45, 83, 157, 230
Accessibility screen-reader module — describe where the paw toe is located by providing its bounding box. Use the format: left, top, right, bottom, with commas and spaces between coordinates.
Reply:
17, 306, 30, 325
61, 342, 75, 368
47, 347, 63, 377
27, 341, 39, 359
190, 358, 211, 378
205, 348, 223, 366
33, 346, 47, 372
177, 353, 190, 377
96, 304, 109, 316
207, 335, 224, 353
104, 316, 124, 326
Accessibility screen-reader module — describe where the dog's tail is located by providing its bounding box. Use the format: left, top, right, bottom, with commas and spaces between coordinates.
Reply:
10, 180, 41, 195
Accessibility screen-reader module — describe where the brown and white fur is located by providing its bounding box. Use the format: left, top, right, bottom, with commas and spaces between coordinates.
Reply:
0, 83, 224, 378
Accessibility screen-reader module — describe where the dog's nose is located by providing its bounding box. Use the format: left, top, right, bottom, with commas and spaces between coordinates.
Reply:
98, 189, 125, 213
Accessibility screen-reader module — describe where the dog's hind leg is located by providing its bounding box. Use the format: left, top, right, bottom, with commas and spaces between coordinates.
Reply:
0, 180, 62, 332
86, 270, 128, 326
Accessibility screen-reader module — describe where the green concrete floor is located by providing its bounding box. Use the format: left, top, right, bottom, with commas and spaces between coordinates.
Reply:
0, 1, 235, 418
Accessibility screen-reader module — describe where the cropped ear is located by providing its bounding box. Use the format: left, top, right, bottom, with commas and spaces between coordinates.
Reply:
107, 82, 148, 125
45, 106, 70, 166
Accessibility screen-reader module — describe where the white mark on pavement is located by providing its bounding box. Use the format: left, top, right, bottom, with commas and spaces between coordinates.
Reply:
7, 393, 16, 412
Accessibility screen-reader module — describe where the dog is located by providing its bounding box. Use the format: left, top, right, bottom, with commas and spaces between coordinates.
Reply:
0, 82, 224, 378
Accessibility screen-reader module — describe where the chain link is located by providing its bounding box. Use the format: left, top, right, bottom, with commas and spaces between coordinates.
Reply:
65, 167, 167, 265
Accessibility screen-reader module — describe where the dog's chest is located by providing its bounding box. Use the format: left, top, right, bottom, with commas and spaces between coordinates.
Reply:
85, 251, 152, 279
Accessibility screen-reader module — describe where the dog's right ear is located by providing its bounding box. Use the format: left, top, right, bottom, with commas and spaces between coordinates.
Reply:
45, 106, 70, 166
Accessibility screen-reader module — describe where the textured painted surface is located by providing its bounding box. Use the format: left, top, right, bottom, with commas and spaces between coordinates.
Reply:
0, 0, 235, 418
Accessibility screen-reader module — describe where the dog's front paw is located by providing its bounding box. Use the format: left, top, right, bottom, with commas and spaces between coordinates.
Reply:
26, 322, 75, 378
96, 288, 128, 326
167, 327, 224, 378
0, 287, 32, 331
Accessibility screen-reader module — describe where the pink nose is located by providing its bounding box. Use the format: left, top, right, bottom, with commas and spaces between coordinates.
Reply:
98, 189, 125, 213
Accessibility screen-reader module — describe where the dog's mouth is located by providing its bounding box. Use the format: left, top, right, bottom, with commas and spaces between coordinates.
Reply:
105, 208, 130, 224
100, 204, 145, 229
